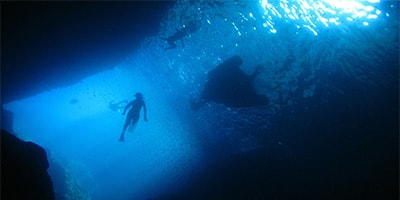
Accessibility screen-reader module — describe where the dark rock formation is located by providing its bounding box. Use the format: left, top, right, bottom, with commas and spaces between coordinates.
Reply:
1, 129, 55, 200
1, 106, 14, 133
191, 55, 269, 110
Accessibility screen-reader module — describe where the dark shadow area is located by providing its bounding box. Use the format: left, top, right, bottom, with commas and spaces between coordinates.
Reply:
1, 129, 55, 200
191, 55, 269, 109
155, 66, 399, 200
1, 1, 173, 103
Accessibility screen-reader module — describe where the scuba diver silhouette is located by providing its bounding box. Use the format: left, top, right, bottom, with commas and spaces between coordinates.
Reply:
119, 92, 148, 142
160, 20, 201, 50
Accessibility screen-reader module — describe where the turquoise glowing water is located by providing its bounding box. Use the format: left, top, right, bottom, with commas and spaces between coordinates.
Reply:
3, 1, 398, 199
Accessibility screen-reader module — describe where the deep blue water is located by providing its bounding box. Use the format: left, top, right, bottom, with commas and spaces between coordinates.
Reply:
2, 1, 399, 199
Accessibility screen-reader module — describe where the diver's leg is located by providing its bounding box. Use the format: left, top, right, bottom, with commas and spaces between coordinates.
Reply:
130, 121, 138, 133
119, 120, 130, 142
120, 112, 135, 141
128, 116, 139, 133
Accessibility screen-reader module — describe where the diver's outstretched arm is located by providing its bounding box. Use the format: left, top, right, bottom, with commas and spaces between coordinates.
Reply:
122, 101, 133, 114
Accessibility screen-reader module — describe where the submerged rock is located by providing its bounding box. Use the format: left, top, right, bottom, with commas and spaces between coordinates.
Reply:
1, 129, 55, 200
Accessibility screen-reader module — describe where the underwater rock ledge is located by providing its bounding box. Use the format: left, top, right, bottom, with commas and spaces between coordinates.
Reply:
1, 129, 55, 200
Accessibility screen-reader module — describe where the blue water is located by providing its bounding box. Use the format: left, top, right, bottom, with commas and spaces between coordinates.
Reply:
3, 1, 399, 199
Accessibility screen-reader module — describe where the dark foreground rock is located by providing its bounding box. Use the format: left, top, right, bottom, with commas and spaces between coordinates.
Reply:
1, 129, 54, 200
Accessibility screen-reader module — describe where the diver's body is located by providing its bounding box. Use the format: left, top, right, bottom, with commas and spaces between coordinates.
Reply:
119, 93, 148, 142
160, 28, 186, 50
160, 20, 200, 50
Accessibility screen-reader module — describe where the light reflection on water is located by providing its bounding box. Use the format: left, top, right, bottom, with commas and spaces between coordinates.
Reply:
258, 0, 383, 35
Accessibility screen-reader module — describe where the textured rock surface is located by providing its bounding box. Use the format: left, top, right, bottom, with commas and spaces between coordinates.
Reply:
1, 129, 55, 200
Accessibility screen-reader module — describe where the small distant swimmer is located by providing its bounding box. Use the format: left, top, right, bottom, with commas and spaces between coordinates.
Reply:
119, 92, 148, 142
160, 20, 201, 50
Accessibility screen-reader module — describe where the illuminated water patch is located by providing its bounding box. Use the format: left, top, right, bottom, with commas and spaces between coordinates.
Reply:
259, 0, 382, 35
3, 66, 201, 199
